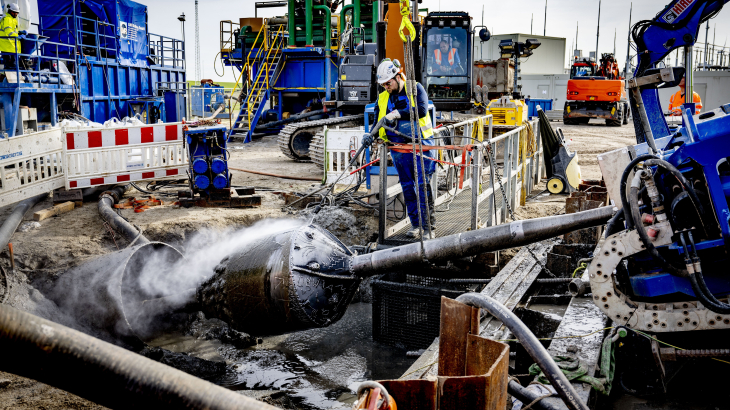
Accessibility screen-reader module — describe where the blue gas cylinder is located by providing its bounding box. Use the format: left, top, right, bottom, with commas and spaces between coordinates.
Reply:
213, 173, 228, 189
194, 174, 210, 189
211, 157, 227, 174
192, 158, 209, 174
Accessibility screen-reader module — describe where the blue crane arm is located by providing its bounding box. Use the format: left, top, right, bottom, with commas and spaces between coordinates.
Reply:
630, 0, 727, 145
633, 0, 728, 75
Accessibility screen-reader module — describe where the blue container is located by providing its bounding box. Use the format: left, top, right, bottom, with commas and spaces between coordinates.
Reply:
192, 158, 209, 174
194, 174, 210, 190
211, 157, 227, 174
524, 98, 553, 118
213, 173, 228, 189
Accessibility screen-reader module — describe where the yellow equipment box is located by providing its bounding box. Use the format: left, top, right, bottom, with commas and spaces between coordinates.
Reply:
485, 97, 527, 125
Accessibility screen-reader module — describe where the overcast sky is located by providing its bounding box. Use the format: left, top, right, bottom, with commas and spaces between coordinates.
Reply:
141, 0, 730, 81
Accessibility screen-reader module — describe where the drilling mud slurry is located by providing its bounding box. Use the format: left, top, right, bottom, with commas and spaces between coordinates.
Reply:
150, 303, 415, 409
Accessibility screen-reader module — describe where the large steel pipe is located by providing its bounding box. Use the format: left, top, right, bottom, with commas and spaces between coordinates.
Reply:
351, 206, 617, 275
197, 207, 615, 335
0, 304, 277, 410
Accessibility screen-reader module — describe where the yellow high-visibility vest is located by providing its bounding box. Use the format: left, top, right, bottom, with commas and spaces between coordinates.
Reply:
376, 82, 433, 141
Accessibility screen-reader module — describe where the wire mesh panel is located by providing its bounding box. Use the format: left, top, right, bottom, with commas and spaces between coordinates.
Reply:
372, 272, 469, 350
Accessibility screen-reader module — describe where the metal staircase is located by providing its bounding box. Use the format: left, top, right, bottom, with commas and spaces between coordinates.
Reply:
229, 25, 285, 142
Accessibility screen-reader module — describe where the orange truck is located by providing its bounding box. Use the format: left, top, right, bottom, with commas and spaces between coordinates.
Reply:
563, 53, 629, 126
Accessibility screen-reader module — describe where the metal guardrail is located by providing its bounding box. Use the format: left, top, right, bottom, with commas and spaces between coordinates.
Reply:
0, 36, 76, 89
377, 115, 543, 243
149, 33, 185, 69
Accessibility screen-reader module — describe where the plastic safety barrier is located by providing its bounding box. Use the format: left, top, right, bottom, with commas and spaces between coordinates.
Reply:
64, 123, 188, 190
0, 129, 65, 206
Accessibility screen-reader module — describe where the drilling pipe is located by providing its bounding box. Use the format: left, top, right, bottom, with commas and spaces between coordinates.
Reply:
351, 206, 617, 275
198, 206, 616, 335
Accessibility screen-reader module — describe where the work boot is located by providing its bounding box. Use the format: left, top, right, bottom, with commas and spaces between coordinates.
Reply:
424, 230, 436, 240
406, 228, 420, 238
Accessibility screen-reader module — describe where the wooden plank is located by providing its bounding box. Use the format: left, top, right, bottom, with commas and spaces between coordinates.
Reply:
540, 297, 610, 409
33, 201, 74, 221
401, 241, 553, 380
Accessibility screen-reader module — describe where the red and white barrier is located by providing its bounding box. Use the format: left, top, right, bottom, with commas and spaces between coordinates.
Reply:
63, 123, 188, 190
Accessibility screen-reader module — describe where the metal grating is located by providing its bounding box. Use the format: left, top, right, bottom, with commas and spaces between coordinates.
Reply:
372, 272, 471, 350
385, 184, 505, 244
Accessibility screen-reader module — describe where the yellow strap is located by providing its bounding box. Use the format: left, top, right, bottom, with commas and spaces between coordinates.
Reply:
398, 0, 416, 43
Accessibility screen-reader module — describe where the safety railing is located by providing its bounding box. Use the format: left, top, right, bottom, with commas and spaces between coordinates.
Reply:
243, 24, 285, 129
229, 21, 267, 105
149, 33, 185, 69
220, 20, 239, 52
0, 35, 77, 90
39, 14, 118, 61
376, 116, 543, 244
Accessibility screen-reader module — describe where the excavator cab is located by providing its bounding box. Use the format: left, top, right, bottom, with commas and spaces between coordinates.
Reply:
421, 12, 473, 111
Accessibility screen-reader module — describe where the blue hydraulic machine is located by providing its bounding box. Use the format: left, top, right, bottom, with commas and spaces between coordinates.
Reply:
0, 0, 186, 138
181, 125, 262, 208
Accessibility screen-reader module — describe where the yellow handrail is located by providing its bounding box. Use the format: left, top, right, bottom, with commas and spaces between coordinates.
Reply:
244, 25, 285, 129
230, 21, 267, 100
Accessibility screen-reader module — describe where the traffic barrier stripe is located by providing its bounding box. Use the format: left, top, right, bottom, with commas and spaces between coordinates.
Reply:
66, 124, 181, 150
64, 123, 188, 190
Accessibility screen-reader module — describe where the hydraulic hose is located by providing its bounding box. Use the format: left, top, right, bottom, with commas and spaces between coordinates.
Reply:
679, 232, 730, 314
0, 304, 277, 410
98, 185, 149, 245
644, 158, 708, 234
628, 174, 685, 277
0, 193, 47, 252
619, 154, 656, 229
254, 109, 326, 131
508, 380, 562, 410
603, 208, 625, 238
455, 293, 589, 410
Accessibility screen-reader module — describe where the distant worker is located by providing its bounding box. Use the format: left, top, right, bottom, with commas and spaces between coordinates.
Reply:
362, 59, 436, 239
668, 74, 702, 115
433, 40, 461, 74
0, 3, 26, 70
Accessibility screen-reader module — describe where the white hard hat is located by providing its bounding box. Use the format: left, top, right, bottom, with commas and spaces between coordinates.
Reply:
377, 59, 399, 84
7, 3, 20, 12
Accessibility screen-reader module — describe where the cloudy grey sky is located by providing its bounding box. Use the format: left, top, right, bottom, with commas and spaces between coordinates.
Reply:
142, 0, 730, 81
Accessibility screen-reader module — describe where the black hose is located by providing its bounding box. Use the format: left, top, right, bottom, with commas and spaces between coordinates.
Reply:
98, 185, 149, 245
644, 158, 708, 233
604, 208, 625, 238
620, 154, 656, 229
0, 304, 277, 410
508, 380, 562, 410
680, 232, 730, 314
455, 293, 589, 410
0, 193, 47, 252
628, 183, 685, 277
254, 109, 326, 130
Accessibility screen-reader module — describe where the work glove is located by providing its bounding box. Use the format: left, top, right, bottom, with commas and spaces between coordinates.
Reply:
18, 30, 27, 35
385, 110, 401, 121
361, 133, 375, 147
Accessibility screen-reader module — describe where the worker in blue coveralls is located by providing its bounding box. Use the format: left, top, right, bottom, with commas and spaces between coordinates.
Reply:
362, 59, 436, 239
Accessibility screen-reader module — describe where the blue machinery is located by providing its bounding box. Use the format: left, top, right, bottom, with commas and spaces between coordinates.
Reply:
0, 0, 185, 138
219, 0, 380, 143
185, 125, 230, 193
583, 0, 730, 333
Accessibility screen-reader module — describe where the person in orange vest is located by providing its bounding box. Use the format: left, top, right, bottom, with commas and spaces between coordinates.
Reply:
432, 40, 461, 74
668, 74, 702, 115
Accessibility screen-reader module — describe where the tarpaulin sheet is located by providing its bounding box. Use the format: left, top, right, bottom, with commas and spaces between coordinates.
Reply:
38, 0, 148, 67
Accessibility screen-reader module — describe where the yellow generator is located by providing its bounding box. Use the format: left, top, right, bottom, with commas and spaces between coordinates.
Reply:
485, 96, 528, 125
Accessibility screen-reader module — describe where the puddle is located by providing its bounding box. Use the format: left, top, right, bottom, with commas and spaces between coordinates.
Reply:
151, 303, 415, 409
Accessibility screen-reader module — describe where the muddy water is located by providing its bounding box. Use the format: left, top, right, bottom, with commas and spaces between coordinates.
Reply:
151, 303, 415, 409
